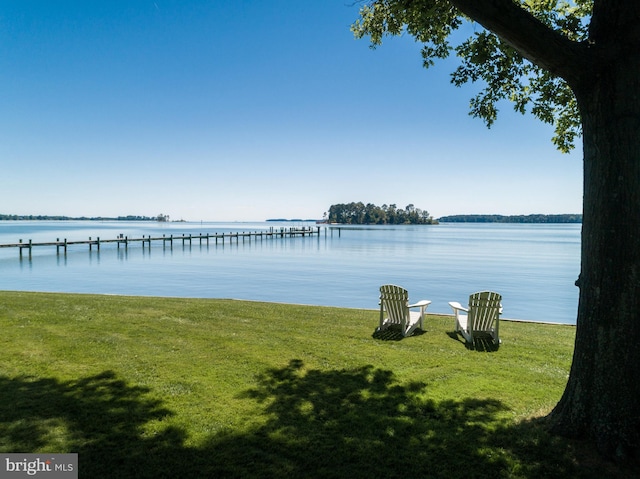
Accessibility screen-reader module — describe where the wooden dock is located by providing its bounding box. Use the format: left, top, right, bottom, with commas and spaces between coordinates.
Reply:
0, 226, 322, 258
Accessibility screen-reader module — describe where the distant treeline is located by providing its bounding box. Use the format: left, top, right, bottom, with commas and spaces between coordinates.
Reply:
0, 214, 158, 221
328, 202, 436, 225
438, 214, 582, 223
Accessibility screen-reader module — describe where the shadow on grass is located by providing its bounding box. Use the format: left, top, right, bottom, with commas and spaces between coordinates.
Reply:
372, 325, 426, 341
0, 365, 635, 478
0, 371, 185, 476
446, 331, 500, 352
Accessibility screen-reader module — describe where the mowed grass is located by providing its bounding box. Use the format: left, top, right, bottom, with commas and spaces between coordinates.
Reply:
0, 291, 634, 478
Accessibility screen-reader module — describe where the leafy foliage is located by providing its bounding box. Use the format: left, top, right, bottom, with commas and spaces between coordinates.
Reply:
328, 202, 436, 224
351, 0, 593, 152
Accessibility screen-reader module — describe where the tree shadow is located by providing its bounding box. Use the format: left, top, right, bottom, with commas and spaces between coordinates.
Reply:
0, 371, 186, 477
215, 360, 636, 478
0, 366, 636, 478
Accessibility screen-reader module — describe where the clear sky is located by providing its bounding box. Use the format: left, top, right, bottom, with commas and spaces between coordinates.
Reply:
0, 0, 583, 221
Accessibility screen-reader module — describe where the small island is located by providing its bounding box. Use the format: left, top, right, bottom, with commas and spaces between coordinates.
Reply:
327, 202, 437, 225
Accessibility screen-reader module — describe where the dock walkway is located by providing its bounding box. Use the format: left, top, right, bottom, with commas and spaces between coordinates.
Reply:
0, 226, 321, 258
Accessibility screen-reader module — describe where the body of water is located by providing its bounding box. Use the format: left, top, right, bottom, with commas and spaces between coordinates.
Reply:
0, 221, 581, 324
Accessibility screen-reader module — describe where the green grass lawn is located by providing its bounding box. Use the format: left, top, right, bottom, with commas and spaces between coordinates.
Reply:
0, 291, 635, 478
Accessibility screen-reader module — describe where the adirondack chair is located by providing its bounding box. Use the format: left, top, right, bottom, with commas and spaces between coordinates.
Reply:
378, 284, 431, 337
449, 291, 502, 346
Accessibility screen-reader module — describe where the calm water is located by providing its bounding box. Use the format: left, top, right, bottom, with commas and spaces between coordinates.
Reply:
0, 221, 580, 324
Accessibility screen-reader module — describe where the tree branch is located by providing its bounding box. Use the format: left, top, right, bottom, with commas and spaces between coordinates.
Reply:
449, 0, 588, 86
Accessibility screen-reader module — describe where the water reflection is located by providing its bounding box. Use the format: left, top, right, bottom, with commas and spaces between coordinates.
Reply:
0, 222, 580, 323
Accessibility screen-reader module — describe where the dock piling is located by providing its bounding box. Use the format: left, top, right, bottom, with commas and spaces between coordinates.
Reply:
2, 227, 324, 258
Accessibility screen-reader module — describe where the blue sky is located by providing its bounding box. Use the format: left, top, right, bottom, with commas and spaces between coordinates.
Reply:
0, 0, 583, 221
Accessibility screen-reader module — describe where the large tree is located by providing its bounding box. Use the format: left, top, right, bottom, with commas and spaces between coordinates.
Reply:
353, 0, 640, 462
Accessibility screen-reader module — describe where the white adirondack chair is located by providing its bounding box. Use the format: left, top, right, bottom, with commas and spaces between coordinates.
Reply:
378, 284, 431, 337
449, 291, 502, 346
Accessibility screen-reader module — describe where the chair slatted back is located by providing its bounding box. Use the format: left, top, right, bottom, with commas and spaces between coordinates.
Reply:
380, 284, 409, 325
468, 291, 502, 332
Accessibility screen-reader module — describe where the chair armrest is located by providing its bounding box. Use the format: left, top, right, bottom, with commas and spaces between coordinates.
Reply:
448, 301, 468, 312
409, 300, 431, 308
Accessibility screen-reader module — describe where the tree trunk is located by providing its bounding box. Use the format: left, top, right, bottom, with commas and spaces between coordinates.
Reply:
548, 47, 640, 461
427, 0, 640, 460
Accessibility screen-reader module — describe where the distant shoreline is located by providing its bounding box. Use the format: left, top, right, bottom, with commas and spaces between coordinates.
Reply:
0, 214, 582, 224
437, 214, 582, 223
0, 215, 185, 222
0, 215, 157, 221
